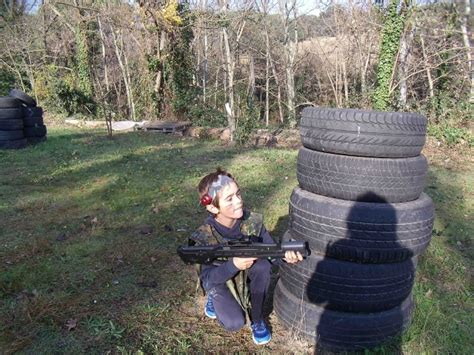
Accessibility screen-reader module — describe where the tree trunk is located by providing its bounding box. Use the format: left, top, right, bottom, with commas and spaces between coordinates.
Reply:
214, 66, 219, 109
420, 33, 434, 98
398, 22, 416, 108
219, 0, 246, 140
342, 61, 349, 104
121, 34, 135, 121
361, 41, 373, 97
265, 31, 270, 127
97, 16, 110, 92
111, 28, 134, 121
203, 33, 208, 103
280, 0, 297, 127
41, 0, 48, 63
264, 27, 284, 124
222, 26, 236, 137
154, 31, 167, 98
373, 0, 409, 111
460, 0, 473, 103
247, 55, 255, 101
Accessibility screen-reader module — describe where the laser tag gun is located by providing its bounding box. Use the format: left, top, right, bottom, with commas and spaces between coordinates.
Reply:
177, 239, 311, 265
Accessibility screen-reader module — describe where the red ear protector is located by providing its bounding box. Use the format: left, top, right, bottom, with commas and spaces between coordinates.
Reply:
200, 194, 213, 206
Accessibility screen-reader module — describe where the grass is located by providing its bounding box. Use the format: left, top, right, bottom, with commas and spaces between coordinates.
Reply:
0, 125, 472, 353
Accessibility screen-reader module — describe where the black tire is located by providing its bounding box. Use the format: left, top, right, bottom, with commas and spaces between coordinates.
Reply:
24, 125, 47, 137
27, 136, 47, 145
289, 187, 434, 263
0, 119, 23, 131
9, 89, 37, 107
0, 108, 23, 119
300, 107, 427, 158
279, 249, 416, 313
274, 281, 414, 352
297, 147, 428, 203
23, 116, 44, 127
0, 138, 27, 149
0, 130, 24, 141
23, 106, 43, 118
0, 96, 21, 108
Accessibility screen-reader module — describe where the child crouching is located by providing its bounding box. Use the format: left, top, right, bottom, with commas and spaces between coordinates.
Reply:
190, 167, 302, 345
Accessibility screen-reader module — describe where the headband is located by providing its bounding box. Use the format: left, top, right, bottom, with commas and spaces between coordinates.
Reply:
200, 174, 234, 206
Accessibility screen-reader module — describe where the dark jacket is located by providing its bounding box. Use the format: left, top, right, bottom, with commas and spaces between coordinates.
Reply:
199, 214, 274, 291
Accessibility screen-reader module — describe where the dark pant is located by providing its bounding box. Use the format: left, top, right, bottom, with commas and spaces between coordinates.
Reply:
208, 259, 271, 331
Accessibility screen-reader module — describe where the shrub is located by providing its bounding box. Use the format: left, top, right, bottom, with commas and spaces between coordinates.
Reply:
189, 105, 226, 128
0, 69, 16, 95
427, 123, 473, 147
34, 65, 95, 116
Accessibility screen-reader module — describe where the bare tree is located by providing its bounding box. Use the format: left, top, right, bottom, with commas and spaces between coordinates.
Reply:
279, 0, 298, 127
459, 0, 473, 103
219, 0, 248, 139
398, 16, 416, 108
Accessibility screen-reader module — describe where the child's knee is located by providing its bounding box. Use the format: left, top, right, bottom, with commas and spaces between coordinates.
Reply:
251, 259, 272, 276
221, 315, 245, 332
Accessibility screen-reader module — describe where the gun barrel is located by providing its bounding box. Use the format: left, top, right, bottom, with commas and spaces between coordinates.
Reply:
177, 241, 310, 264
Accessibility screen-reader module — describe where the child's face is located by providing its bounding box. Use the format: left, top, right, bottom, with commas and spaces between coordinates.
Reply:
216, 181, 244, 220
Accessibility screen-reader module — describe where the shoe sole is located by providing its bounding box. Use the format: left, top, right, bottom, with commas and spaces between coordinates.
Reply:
252, 334, 271, 345
204, 308, 217, 319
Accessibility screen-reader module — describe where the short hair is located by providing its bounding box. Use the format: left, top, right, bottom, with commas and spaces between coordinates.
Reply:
198, 167, 235, 208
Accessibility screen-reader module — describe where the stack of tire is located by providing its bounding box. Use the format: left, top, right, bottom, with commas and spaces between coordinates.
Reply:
274, 108, 435, 352
10, 89, 47, 145
0, 94, 27, 149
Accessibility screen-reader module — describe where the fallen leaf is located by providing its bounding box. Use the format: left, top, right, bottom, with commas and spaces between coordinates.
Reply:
425, 289, 433, 298
65, 319, 77, 331
56, 233, 67, 241
137, 280, 158, 288
139, 225, 153, 235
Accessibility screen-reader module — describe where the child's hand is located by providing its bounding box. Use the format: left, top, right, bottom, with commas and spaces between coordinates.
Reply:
232, 257, 257, 270
283, 251, 303, 264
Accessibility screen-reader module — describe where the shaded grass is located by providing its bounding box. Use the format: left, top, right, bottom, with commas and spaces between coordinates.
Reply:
0, 126, 472, 353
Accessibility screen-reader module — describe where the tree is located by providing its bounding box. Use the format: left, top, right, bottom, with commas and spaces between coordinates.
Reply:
373, 0, 410, 111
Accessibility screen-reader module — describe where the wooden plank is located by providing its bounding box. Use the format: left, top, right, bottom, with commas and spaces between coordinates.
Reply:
142, 121, 191, 131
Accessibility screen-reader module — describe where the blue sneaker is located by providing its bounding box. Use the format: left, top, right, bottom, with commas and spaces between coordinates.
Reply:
204, 295, 216, 319
251, 320, 271, 345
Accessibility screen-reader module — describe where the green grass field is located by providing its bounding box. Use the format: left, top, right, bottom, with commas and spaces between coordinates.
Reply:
0, 126, 472, 353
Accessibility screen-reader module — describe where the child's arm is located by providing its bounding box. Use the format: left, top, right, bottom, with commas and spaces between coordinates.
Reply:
258, 225, 303, 264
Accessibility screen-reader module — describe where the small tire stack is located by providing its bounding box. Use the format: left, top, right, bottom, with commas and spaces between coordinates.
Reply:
0, 95, 27, 149
9, 89, 47, 145
274, 107, 435, 352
